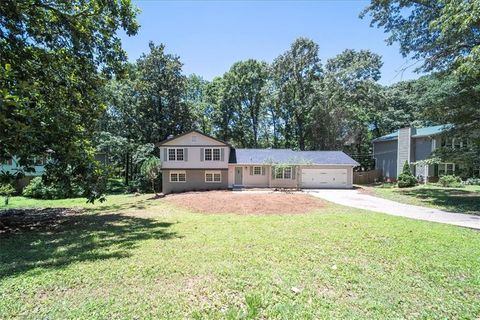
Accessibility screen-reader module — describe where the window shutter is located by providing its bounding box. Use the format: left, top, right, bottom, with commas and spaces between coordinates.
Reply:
292, 167, 296, 179
271, 166, 275, 180
200, 148, 204, 162
250, 166, 253, 175
220, 148, 224, 161
184, 148, 188, 161
163, 148, 167, 162
262, 167, 265, 175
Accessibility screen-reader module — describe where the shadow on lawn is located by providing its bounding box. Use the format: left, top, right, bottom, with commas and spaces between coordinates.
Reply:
400, 188, 480, 214
0, 208, 179, 279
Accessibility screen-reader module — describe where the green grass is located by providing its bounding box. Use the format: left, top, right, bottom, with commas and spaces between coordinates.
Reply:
370, 184, 480, 215
1, 194, 480, 319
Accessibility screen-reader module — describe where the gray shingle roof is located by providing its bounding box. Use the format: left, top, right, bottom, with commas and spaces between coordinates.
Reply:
229, 149, 359, 166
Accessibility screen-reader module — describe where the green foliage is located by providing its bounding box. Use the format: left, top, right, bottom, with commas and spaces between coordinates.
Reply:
140, 156, 161, 194
22, 177, 84, 200
0, 0, 138, 202
401, 161, 412, 175
438, 175, 462, 188
464, 178, 480, 186
0, 183, 15, 205
397, 174, 417, 188
398, 161, 416, 188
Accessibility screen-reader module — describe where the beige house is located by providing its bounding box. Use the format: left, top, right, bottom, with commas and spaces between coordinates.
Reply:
157, 131, 359, 194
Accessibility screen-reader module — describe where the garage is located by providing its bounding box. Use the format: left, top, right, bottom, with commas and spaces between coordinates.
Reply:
301, 168, 348, 188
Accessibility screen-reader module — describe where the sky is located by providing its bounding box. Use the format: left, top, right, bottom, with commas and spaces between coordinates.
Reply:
119, 0, 422, 85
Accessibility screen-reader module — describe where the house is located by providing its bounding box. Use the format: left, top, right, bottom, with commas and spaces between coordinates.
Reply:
157, 130, 359, 194
372, 124, 479, 180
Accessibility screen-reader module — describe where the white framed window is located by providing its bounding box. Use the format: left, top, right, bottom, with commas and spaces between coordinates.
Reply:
168, 148, 184, 161
274, 167, 292, 179
205, 171, 221, 183
204, 148, 221, 161
253, 166, 262, 175
170, 171, 186, 183
438, 163, 455, 176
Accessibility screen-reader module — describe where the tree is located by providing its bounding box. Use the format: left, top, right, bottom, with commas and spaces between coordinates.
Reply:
185, 74, 213, 134
206, 77, 236, 143
223, 60, 269, 147
140, 156, 161, 195
135, 42, 194, 143
0, 0, 139, 202
361, 0, 480, 77
0, 184, 15, 205
272, 38, 323, 150
362, 0, 480, 146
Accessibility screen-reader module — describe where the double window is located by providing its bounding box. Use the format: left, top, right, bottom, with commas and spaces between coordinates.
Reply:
168, 148, 184, 161
205, 171, 221, 183
438, 163, 455, 176
275, 167, 292, 179
170, 171, 186, 182
204, 148, 221, 161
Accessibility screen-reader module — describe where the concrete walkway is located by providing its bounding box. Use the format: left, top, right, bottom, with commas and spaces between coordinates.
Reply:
307, 189, 480, 230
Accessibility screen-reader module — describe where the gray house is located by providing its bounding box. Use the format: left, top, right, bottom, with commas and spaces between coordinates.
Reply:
157, 130, 359, 194
372, 125, 474, 180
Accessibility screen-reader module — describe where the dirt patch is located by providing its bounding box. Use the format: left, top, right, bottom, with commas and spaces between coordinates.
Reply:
0, 208, 81, 236
164, 190, 324, 214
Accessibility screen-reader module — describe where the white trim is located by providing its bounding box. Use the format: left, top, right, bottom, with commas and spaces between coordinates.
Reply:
274, 166, 292, 179
205, 170, 222, 183
253, 166, 262, 175
169, 170, 186, 183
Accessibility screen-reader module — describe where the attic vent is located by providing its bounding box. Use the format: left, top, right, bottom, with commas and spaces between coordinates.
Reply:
192, 135, 197, 142
167, 134, 174, 140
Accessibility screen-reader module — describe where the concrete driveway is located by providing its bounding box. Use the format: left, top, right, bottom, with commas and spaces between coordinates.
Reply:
307, 189, 480, 230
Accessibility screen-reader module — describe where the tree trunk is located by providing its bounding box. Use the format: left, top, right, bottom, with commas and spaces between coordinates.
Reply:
152, 179, 156, 195
125, 152, 130, 186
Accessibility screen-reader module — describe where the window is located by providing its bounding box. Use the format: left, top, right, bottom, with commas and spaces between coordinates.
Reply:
438, 163, 455, 176
454, 139, 461, 149
213, 148, 220, 161
1, 158, 13, 165
253, 166, 262, 175
168, 148, 184, 161
204, 148, 221, 161
274, 167, 293, 179
170, 171, 186, 182
205, 171, 221, 183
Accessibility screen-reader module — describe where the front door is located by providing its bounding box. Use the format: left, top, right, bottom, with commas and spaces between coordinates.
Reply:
234, 167, 243, 185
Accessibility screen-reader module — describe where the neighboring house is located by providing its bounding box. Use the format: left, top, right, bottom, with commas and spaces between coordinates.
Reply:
157, 130, 359, 194
372, 124, 479, 180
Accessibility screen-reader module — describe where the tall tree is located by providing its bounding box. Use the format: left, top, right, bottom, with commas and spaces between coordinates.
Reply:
185, 74, 213, 134
135, 42, 194, 143
362, 0, 480, 140
272, 38, 322, 150
0, 0, 139, 201
223, 60, 269, 147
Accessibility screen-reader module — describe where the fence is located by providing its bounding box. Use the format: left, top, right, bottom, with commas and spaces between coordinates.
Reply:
353, 169, 382, 185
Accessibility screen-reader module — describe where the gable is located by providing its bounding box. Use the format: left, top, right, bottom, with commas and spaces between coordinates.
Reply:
160, 131, 228, 147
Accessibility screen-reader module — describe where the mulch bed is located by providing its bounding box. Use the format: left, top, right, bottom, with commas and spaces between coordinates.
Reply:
164, 190, 324, 215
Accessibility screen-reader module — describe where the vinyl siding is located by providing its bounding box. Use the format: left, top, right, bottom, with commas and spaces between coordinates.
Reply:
373, 140, 398, 178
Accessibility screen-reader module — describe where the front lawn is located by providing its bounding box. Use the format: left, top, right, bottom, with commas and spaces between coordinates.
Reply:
368, 184, 480, 215
1, 193, 479, 318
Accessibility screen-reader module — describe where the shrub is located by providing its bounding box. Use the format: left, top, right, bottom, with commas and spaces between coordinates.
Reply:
397, 173, 417, 188
463, 178, 480, 185
438, 175, 462, 188
23, 177, 84, 199
0, 184, 16, 205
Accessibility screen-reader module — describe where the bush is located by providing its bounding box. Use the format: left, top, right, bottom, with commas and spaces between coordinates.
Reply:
397, 173, 417, 188
463, 178, 480, 185
438, 175, 462, 188
23, 177, 84, 199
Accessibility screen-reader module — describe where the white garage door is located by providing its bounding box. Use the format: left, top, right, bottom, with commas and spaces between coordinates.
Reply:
301, 168, 348, 188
